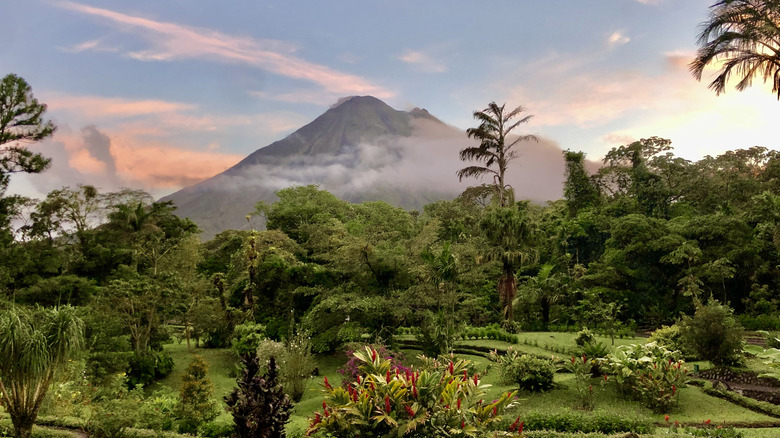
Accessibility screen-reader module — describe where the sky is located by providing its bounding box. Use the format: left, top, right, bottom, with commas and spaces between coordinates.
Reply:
3, 0, 780, 200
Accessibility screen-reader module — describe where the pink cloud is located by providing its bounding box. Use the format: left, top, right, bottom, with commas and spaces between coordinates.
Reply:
58, 1, 393, 98
47, 94, 195, 119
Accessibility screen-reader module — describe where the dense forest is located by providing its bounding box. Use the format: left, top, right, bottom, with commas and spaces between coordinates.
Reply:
5, 6, 780, 430
4, 73, 780, 379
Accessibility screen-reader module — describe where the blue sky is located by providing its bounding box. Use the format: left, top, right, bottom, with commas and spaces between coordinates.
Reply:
3, 0, 780, 198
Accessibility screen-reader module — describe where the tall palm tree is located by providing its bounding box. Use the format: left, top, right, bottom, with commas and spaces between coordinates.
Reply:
690, 0, 780, 99
458, 102, 538, 207
0, 306, 84, 438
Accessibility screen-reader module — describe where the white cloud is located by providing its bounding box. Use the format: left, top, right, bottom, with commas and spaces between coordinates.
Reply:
398, 49, 447, 73
608, 31, 631, 46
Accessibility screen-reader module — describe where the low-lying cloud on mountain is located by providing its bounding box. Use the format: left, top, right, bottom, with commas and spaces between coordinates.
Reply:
161, 96, 573, 239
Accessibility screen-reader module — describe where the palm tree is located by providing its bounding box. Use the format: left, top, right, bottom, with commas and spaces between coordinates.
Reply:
0, 306, 84, 438
518, 263, 564, 330
481, 207, 536, 321
458, 102, 538, 207
690, 0, 780, 99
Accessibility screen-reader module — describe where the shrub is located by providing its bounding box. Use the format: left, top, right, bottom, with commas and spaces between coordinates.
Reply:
574, 328, 595, 347
137, 393, 177, 431
649, 324, 696, 360
491, 348, 556, 392
225, 354, 292, 438
231, 322, 266, 357
174, 355, 219, 434
126, 351, 174, 388
85, 374, 143, 438
256, 338, 285, 371
602, 342, 688, 413
198, 420, 234, 438
280, 330, 315, 402
339, 343, 408, 383
307, 346, 519, 437
679, 298, 744, 366
568, 355, 602, 410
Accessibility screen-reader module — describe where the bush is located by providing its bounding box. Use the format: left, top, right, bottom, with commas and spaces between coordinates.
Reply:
225, 354, 292, 438
126, 351, 174, 388
339, 343, 408, 383
307, 346, 518, 437
174, 355, 219, 434
602, 342, 688, 413
198, 420, 234, 438
137, 393, 177, 431
649, 324, 696, 360
512, 411, 654, 434
280, 330, 316, 402
679, 299, 744, 366
231, 322, 266, 357
491, 348, 556, 392
574, 328, 595, 347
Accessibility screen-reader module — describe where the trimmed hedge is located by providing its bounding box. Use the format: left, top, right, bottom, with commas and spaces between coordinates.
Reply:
491, 412, 653, 434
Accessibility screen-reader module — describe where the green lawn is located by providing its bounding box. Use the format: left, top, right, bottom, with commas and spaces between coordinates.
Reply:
148, 334, 780, 436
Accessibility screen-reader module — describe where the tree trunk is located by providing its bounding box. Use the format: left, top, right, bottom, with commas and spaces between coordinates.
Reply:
498, 270, 517, 321
11, 412, 35, 438
540, 297, 550, 330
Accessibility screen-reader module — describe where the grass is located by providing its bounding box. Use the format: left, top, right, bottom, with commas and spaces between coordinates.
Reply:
155, 341, 239, 401
133, 333, 780, 435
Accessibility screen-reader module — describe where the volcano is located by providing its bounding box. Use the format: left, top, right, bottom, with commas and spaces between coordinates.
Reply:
161, 96, 568, 239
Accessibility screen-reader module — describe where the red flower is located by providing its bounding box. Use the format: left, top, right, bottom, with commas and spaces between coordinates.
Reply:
313, 412, 321, 425
457, 398, 461, 410
519, 421, 524, 434
370, 381, 376, 391
473, 374, 479, 385
492, 406, 497, 417
404, 405, 415, 417
604, 374, 608, 381
664, 415, 670, 422
463, 369, 468, 381
412, 385, 418, 398
385, 395, 392, 413
323, 376, 332, 390
461, 421, 465, 429
509, 416, 521, 432
672, 385, 677, 396
449, 361, 454, 375
372, 349, 378, 361
386, 370, 392, 383
582, 354, 587, 364
705, 419, 711, 424
322, 400, 327, 410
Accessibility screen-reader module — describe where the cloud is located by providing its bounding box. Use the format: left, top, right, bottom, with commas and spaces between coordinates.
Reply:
398, 50, 447, 73
608, 31, 631, 47
58, 1, 393, 98
216, 118, 566, 204
80, 125, 118, 183
47, 94, 195, 119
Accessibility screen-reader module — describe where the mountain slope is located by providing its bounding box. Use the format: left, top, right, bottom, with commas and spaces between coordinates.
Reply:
161, 96, 568, 239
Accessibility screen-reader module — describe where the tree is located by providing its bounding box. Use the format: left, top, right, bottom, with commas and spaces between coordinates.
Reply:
1, 73, 55, 233
225, 354, 292, 438
175, 355, 219, 434
563, 151, 601, 217
482, 205, 536, 321
690, 0, 780, 99
518, 263, 564, 330
0, 306, 83, 438
457, 102, 538, 207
